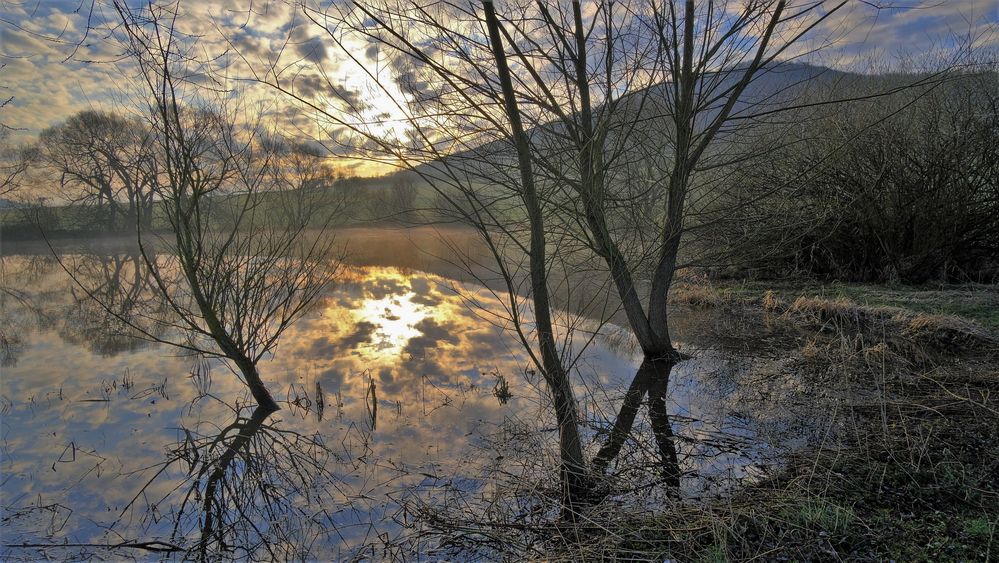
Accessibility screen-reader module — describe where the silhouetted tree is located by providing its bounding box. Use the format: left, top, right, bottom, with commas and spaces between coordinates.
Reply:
108, 0, 345, 412
38, 110, 157, 231
0, 129, 31, 198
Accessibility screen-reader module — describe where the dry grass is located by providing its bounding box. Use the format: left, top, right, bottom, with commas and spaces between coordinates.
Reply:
404, 284, 998, 561
671, 280, 724, 308
761, 289, 782, 312
764, 294, 996, 360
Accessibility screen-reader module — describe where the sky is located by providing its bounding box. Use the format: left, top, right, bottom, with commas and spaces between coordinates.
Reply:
1, 0, 997, 178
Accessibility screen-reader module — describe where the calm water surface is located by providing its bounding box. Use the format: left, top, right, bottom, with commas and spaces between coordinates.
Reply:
0, 232, 804, 560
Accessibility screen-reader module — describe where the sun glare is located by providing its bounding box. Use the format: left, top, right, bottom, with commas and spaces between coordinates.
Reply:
357, 291, 429, 359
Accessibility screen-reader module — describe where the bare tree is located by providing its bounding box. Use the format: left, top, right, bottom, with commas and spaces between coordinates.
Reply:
265, 139, 347, 227
244, 0, 963, 500
366, 175, 419, 223
37, 110, 157, 231
242, 0, 614, 502
0, 129, 32, 198
0, 70, 30, 197
104, 0, 344, 412
423, 1, 883, 478
323, 1, 960, 482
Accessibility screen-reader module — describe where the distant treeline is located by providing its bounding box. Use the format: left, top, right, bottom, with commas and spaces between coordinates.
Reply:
5, 70, 997, 284
0, 173, 426, 241
0, 108, 429, 241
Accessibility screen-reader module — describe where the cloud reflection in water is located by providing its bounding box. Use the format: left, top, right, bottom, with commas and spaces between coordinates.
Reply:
0, 257, 784, 560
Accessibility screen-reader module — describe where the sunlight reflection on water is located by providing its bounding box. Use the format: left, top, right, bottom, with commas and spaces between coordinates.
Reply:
0, 250, 797, 559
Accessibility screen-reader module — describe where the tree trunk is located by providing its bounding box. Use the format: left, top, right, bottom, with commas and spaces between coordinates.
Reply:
483, 0, 589, 503
234, 357, 279, 412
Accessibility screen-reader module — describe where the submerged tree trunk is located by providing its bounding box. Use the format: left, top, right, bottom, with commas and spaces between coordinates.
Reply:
555, 0, 684, 484
234, 357, 279, 413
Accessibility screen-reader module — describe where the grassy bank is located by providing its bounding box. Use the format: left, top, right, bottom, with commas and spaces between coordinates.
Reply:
417, 282, 997, 561
716, 280, 999, 332
589, 285, 997, 560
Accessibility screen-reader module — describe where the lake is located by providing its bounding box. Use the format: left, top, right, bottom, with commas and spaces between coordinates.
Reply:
0, 228, 814, 560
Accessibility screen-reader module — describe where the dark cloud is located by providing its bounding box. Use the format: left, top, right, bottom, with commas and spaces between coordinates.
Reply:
411, 294, 442, 306
402, 318, 460, 360
230, 31, 270, 60
463, 327, 510, 357
365, 277, 408, 300
292, 74, 368, 110
377, 366, 403, 394
319, 366, 345, 387
394, 70, 433, 100
410, 277, 432, 295
329, 83, 366, 108
295, 35, 328, 64
294, 75, 325, 99
308, 321, 376, 358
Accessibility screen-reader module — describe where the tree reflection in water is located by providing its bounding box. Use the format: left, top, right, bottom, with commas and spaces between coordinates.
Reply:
60, 252, 167, 356
128, 402, 341, 561
2, 255, 805, 560
1, 252, 168, 360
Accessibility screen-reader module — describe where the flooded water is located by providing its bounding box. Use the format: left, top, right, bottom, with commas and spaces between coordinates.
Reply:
0, 230, 811, 560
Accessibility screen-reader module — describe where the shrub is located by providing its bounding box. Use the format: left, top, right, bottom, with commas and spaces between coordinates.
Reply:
710, 70, 999, 283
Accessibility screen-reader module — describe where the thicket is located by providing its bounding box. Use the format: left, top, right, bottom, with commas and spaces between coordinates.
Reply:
712, 70, 999, 284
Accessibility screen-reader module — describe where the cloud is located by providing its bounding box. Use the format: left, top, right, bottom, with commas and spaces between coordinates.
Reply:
402, 317, 460, 360
229, 30, 271, 60
292, 73, 368, 109
308, 321, 376, 359
0, 0, 995, 185
0, 28, 60, 57
295, 35, 328, 64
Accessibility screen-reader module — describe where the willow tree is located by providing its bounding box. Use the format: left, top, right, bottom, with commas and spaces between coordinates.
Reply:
109, 0, 343, 412
574, 1, 968, 474
245, 0, 608, 502
251, 0, 933, 492
38, 110, 157, 231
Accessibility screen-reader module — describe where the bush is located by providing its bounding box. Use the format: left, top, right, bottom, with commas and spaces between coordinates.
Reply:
711, 70, 999, 283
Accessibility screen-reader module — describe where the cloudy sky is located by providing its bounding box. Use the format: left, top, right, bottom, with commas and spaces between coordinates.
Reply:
1, 0, 996, 176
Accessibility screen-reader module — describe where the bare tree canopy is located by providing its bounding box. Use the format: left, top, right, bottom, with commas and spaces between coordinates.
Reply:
36, 110, 157, 231
58, 0, 350, 412
253, 0, 966, 487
